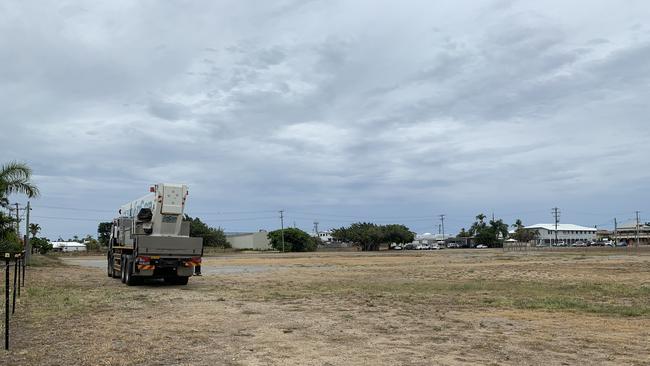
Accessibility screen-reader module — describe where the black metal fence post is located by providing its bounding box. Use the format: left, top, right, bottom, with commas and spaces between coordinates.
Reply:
21, 254, 25, 287
12, 256, 17, 314
5, 254, 10, 350
16, 253, 20, 296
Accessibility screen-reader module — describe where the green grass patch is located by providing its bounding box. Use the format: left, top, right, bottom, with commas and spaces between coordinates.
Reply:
513, 296, 650, 317
249, 278, 650, 317
28, 254, 64, 267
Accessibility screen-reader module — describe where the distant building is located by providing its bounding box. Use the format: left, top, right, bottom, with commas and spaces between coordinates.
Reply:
416, 233, 452, 243
596, 229, 612, 241
226, 230, 271, 250
524, 224, 596, 245
314, 230, 333, 243
50, 241, 86, 252
614, 221, 650, 245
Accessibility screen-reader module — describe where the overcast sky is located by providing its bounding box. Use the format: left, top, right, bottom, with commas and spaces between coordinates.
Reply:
2, 0, 649, 239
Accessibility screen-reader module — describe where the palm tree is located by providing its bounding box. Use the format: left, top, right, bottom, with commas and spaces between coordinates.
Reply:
0, 161, 40, 201
29, 223, 41, 238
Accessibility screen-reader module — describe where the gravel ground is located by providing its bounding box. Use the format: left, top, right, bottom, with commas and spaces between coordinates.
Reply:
2, 249, 649, 365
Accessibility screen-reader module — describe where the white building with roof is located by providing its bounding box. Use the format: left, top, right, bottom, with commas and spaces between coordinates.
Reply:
315, 230, 333, 243
50, 241, 87, 252
524, 224, 596, 245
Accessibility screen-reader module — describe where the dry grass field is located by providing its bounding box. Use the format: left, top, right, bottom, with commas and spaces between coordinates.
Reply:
1, 249, 650, 365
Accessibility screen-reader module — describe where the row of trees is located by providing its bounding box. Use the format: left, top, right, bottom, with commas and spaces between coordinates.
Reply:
331, 223, 415, 251
457, 214, 539, 248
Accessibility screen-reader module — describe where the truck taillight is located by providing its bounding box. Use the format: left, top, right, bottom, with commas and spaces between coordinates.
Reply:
149, 186, 155, 192
191, 257, 201, 264
136, 256, 151, 264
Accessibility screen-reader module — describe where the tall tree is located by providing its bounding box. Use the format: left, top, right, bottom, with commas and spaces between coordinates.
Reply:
382, 224, 416, 246
511, 219, 539, 243
267, 228, 317, 252
0, 161, 39, 253
97, 222, 112, 246
458, 228, 471, 237
0, 213, 21, 252
29, 223, 41, 238
184, 215, 229, 248
468, 213, 509, 247
0, 161, 40, 200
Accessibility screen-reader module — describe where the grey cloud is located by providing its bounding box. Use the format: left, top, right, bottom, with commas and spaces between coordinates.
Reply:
1, 1, 649, 238
148, 100, 187, 121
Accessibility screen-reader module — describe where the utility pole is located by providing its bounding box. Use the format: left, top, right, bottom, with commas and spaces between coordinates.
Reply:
279, 210, 285, 253
25, 201, 31, 264
635, 211, 639, 248
552, 207, 560, 247
614, 217, 618, 246
439, 214, 445, 240
313, 220, 319, 235
14, 203, 20, 239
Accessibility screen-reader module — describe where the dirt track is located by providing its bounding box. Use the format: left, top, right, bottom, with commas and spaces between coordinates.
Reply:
2, 249, 650, 365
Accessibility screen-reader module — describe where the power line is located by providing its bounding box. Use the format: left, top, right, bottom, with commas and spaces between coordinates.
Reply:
190, 209, 278, 215
32, 205, 115, 213
31, 215, 110, 222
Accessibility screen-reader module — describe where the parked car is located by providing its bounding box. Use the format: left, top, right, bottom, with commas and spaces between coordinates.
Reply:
430, 244, 440, 250
476, 244, 488, 249
617, 241, 628, 247
393, 245, 402, 250
573, 241, 587, 247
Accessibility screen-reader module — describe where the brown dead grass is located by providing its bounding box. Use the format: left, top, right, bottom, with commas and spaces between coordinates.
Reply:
1, 249, 650, 365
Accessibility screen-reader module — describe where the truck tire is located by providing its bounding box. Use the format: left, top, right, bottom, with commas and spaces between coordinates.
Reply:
120, 256, 127, 283
125, 259, 136, 286
112, 257, 120, 278
107, 254, 112, 277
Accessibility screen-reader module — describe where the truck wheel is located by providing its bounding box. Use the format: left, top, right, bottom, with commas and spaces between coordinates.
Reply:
125, 259, 136, 286
120, 256, 127, 283
112, 257, 120, 278
107, 255, 112, 277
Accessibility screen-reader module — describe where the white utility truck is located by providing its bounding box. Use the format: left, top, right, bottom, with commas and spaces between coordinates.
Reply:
107, 183, 203, 285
